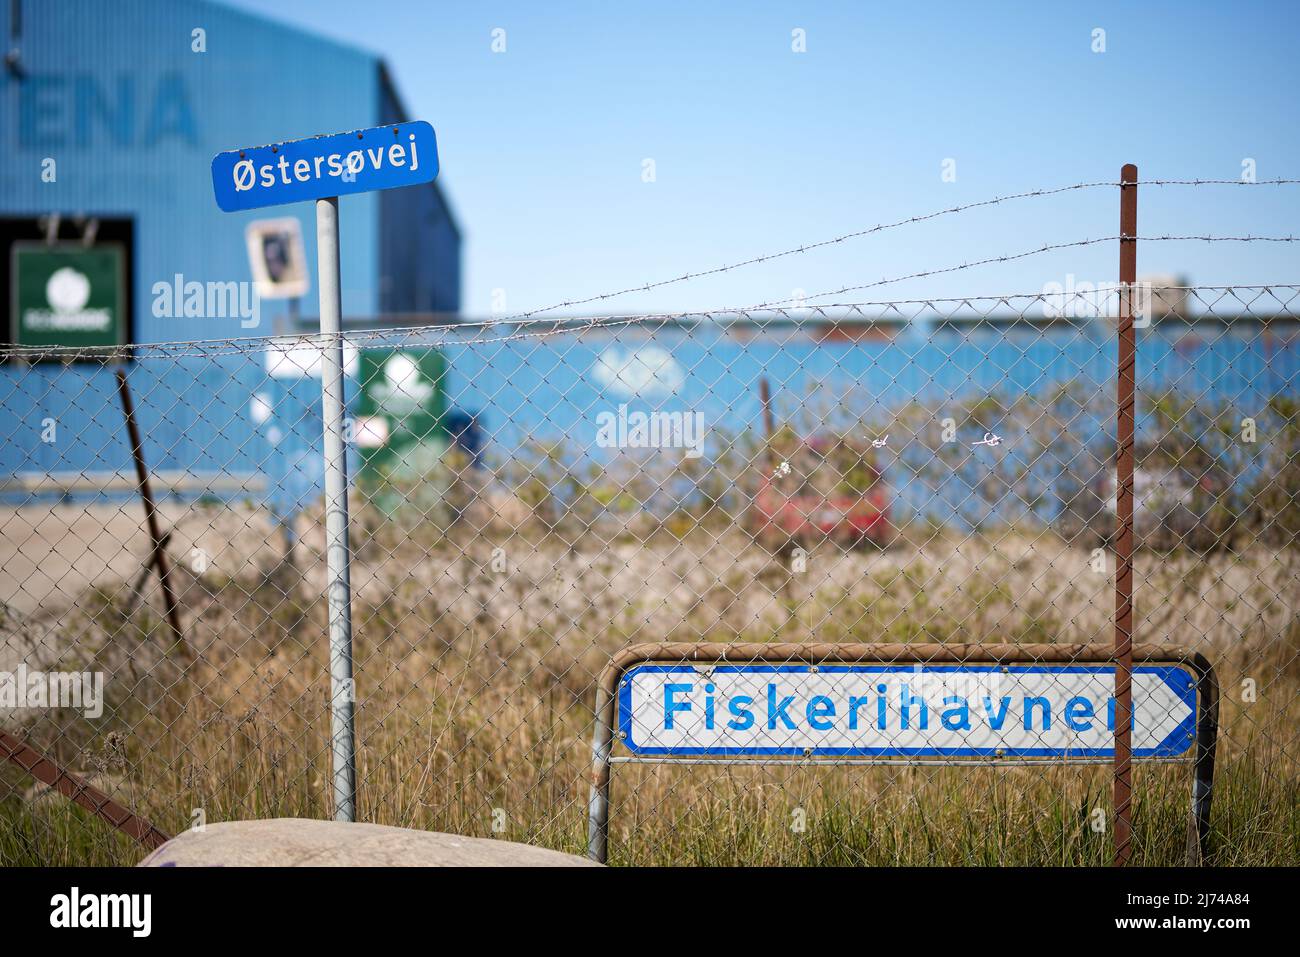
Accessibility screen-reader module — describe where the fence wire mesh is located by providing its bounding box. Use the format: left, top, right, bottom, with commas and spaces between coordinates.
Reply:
0, 284, 1296, 865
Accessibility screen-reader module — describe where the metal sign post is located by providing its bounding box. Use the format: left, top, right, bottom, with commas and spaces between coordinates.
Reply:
212, 122, 440, 823
316, 195, 356, 822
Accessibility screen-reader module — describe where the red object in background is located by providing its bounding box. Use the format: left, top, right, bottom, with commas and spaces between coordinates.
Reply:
749, 436, 892, 549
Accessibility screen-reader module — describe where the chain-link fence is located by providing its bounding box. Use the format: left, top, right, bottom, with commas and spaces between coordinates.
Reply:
1, 283, 1297, 866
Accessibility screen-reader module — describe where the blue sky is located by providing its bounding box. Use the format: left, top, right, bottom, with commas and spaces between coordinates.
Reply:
222, 0, 1299, 318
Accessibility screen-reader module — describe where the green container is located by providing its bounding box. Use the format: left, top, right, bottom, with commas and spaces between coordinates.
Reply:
354, 347, 448, 480
11, 243, 126, 350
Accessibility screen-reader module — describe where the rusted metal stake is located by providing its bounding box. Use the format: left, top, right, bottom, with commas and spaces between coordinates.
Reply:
115, 370, 187, 657
759, 377, 776, 472
1114, 164, 1138, 866
759, 377, 776, 442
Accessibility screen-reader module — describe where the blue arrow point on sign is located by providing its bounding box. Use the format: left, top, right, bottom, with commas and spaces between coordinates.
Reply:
1148, 666, 1198, 757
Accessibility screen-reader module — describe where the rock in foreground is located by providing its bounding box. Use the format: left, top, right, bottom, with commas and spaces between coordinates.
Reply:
138, 818, 601, 867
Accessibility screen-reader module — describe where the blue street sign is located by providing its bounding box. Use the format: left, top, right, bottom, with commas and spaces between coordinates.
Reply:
618, 663, 1198, 759
211, 121, 438, 212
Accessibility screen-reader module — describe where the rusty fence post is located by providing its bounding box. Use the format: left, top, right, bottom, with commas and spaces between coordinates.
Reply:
1114, 163, 1138, 866
115, 370, 187, 657
759, 377, 775, 442
759, 377, 776, 473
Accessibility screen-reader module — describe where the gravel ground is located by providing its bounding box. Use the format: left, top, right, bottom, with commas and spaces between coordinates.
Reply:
2, 500, 1295, 684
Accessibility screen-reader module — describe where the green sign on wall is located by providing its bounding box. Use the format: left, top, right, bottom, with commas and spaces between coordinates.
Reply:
354, 348, 448, 478
10, 242, 127, 350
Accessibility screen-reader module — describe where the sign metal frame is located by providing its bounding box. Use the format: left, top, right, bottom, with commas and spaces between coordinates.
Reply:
586, 642, 1218, 865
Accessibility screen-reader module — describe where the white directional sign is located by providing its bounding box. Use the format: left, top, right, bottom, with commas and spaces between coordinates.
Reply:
618, 663, 1196, 758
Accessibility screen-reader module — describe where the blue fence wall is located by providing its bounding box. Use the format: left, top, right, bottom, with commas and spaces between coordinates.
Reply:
442, 322, 1300, 464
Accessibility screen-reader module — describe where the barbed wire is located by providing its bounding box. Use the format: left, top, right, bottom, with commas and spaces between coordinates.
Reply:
3, 282, 1298, 362
491, 181, 1122, 324
2, 175, 1295, 361
735, 234, 1300, 311
494, 178, 1300, 323
1141, 179, 1300, 186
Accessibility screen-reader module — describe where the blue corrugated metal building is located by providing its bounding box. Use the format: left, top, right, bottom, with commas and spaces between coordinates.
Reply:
0, 0, 460, 490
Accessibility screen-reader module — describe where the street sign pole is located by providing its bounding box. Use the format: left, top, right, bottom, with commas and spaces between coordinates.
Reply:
317, 195, 356, 822
211, 121, 440, 824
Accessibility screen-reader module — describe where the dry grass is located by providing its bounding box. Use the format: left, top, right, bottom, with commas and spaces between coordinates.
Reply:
2, 522, 1296, 866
